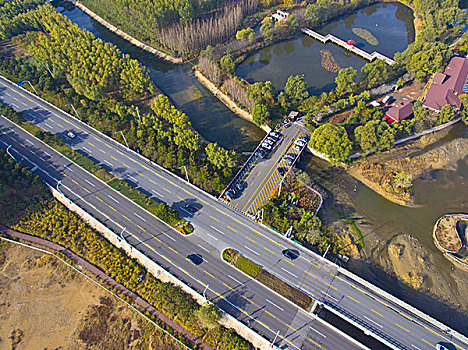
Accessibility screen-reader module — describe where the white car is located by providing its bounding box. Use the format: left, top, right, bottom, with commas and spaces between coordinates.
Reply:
66, 131, 76, 139
297, 136, 308, 142
263, 138, 274, 146
294, 139, 306, 147
436, 345, 450, 350
292, 145, 302, 152
261, 143, 272, 150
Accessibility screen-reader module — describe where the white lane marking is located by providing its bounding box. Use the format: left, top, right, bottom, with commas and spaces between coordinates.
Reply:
25, 139, 34, 145
161, 232, 176, 242
309, 326, 327, 338
228, 275, 243, 285
320, 291, 339, 302
265, 299, 284, 312
280, 267, 298, 278
411, 345, 421, 350
197, 244, 210, 253
107, 195, 119, 203
206, 233, 218, 241
134, 212, 146, 222
11, 103, 19, 108
64, 164, 73, 172
83, 146, 91, 153
127, 174, 138, 181
84, 179, 95, 187
44, 123, 53, 129
151, 189, 163, 197
244, 245, 259, 256
102, 159, 113, 167
210, 225, 225, 235
44, 152, 51, 157
364, 315, 383, 328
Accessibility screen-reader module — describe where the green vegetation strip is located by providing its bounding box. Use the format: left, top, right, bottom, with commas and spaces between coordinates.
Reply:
0, 104, 192, 234
351, 27, 379, 46
223, 248, 313, 311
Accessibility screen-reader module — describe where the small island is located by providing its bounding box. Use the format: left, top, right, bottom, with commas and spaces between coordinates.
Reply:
352, 27, 379, 45
433, 214, 468, 271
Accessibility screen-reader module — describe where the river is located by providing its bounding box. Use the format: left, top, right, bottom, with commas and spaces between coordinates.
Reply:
55, 3, 265, 153
237, 2, 414, 94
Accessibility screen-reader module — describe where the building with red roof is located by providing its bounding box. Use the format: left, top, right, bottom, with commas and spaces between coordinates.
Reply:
384, 100, 414, 122
423, 56, 468, 112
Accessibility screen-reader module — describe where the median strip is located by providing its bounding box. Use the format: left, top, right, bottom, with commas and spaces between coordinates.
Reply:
222, 248, 313, 311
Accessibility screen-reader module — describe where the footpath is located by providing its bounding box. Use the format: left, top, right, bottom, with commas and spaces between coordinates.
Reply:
0, 224, 214, 350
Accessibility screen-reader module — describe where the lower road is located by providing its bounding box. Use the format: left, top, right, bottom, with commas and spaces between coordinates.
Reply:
1, 75, 467, 350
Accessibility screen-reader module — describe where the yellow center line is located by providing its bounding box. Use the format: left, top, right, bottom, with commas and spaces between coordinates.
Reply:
283, 259, 295, 266
109, 205, 117, 211
324, 282, 337, 291
424, 327, 439, 336
371, 309, 384, 317
227, 225, 237, 232
152, 235, 162, 243
215, 207, 226, 215
155, 173, 163, 178
232, 217, 242, 224
83, 187, 90, 193
223, 283, 233, 290
135, 171, 142, 176
286, 324, 297, 332
161, 255, 171, 263
264, 247, 275, 254
71, 179, 79, 185
375, 299, 389, 308
179, 267, 189, 275
268, 238, 281, 246
304, 270, 316, 278
149, 179, 157, 184
99, 149, 106, 153
399, 312, 413, 321
168, 180, 176, 187
116, 150, 123, 155
182, 189, 193, 196
242, 296, 253, 304
115, 222, 124, 229
142, 165, 149, 170
95, 196, 103, 202
265, 310, 276, 318
88, 142, 95, 147
395, 323, 410, 332
144, 243, 155, 251
102, 213, 110, 220
257, 320, 269, 329
199, 199, 209, 205
210, 216, 219, 222
250, 228, 261, 235
347, 296, 360, 303
421, 339, 436, 348
454, 344, 464, 350
352, 285, 365, 294
330, 273, 343, 281
245, 236, 256, 243
197, 279, 207, 287
94, 137, 101, 142
111, 156, 118, 161
309, 339, 322, 348
177, 196, 185, 201
163, 188, 171, 193
137, 225, 146, 231
204, 270, 215, 278
88, 203, 96, 209
105, 144, 112, 148
309, 261, 321, 269
130, 158, 137, 163
57, 123, 64, 128
122, 163, 130, 168
168, 247, 178, 254
122, 215, 131, 221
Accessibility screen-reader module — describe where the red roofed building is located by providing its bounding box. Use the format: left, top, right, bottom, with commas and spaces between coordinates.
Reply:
385, 100, 414, 122
423, 56, 468, 112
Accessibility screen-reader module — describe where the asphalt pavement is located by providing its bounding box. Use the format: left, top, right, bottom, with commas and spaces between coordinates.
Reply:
1, 75, 467, 350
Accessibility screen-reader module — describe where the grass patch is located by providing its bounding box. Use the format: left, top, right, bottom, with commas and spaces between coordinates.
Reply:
0, 103, 191, 233
334, 208, 365, 249
223, 249, 313, 311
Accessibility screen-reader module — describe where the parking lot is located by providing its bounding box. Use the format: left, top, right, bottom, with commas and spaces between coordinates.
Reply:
223, 121, 309, 217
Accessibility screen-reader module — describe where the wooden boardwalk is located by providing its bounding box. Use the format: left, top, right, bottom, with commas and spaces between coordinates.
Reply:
301, 27, 395, 65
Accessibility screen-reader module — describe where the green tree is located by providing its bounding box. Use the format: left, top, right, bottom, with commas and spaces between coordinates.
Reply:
260, 22, 274, 41
236, 27, 254, 41
220, 54, 235, 75
248, 81, 276, 106
335, 67, 357, 96
252, 104, 270, 126
354, 120, 396, 152
285, 75, 308, 102
393, 171, 413, 190
205, 143, 237, 169
309, 124, 352, 161
196, 304, 221, 328
406, 42, 451, 82
438, 104, 456, 125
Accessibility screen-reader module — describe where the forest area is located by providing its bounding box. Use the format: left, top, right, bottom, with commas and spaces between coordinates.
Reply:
0, 1, 239, 196
0, 149, 252, 350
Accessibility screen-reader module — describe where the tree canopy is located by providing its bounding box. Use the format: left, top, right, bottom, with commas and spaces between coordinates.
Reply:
309, 124, 352, 161
285, 75, 309, 102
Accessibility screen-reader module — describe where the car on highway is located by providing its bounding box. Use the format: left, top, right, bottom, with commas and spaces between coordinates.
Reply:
436, 344, 451, 350
282, 249, 299, 260
186, 253, 203, 265
66, 131, 76, 139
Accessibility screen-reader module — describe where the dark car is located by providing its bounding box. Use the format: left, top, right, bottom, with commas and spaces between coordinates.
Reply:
187, 253, 203, 265
282, 249, 299, 260
278, 167, 286, 176
183, 203, 198, 214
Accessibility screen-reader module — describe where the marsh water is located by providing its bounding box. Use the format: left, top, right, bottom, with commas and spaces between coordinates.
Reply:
56, 1, 468, 318
237, 2, 415, 94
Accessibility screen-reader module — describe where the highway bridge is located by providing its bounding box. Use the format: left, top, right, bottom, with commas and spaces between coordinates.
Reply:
0, 75, 467, 350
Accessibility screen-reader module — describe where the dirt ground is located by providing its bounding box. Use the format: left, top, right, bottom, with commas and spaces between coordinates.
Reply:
0, 241, 184, 350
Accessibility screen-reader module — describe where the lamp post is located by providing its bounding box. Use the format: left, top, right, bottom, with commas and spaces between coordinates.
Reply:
271, 330, 280, 346
44, 63, 54, 77
135, 106, 141, 123
6, 145, 16, 161
65, 104, 81, 120
24, 80, 38, 94
120, 227, 127, 242
202, 284, 209, 304
114, 131, 129, 149
179, 165, 190, 183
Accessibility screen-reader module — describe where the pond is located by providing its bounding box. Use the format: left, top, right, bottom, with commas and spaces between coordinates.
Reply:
236, 2, 415, 95
56, 4, 265, 152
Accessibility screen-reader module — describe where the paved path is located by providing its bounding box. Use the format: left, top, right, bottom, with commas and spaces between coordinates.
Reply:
0, 225, 214, 350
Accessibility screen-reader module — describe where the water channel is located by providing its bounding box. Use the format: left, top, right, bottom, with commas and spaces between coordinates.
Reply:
55, 3, 265, 153
56, 1, 467, 320
237, 2, 415, 94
